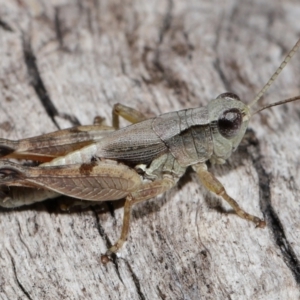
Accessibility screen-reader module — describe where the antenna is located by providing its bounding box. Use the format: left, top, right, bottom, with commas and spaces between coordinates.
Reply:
248, 38, 300, 109
253, 95, 300, 115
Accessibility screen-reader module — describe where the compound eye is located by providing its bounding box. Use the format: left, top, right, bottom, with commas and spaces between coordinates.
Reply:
217, 108, 242, 138
216, 93, 240, 101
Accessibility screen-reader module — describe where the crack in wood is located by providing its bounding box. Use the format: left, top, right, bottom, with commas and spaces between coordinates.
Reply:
91, 207, 124, 283
7, 251, 32, 300
92, 207, 112, 249
158, 0, 173, 44
0, 19, 13, 32
21, 34, 80, 128
124, 260, 146, 300
54, 7, 64, 49
22, 34, 60, 129
247, 129, 300, 285
213, 57, 232, 93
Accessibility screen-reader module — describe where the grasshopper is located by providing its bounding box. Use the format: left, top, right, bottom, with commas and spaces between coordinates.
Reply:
0, 39, 299, 260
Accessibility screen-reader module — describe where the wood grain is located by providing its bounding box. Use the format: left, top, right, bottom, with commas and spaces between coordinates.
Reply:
0, 1, 299, 299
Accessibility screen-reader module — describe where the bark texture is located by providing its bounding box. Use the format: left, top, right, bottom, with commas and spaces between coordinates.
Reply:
0, 1, 300, 299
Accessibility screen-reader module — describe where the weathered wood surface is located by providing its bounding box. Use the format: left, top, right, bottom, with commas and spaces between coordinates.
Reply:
0, 1, 299, 299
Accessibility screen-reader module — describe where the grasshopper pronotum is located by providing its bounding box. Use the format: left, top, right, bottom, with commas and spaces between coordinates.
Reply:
0, 39, 299, 260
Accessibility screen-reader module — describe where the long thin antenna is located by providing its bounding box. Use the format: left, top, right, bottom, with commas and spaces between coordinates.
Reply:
248, 38, 300, 108
253, 95, 300, 115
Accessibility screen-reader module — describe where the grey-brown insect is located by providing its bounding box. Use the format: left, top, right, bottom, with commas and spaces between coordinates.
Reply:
0, 39, 299, 260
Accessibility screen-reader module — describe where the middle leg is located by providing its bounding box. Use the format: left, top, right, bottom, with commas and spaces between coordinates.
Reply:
105, 176, 175, 256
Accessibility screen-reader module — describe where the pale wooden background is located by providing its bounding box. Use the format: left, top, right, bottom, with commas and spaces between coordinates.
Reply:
0, 1, 300, 299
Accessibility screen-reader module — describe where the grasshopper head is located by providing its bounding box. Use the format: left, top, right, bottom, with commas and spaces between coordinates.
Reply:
208, 39, 300, 164
208, 93, 250, 164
